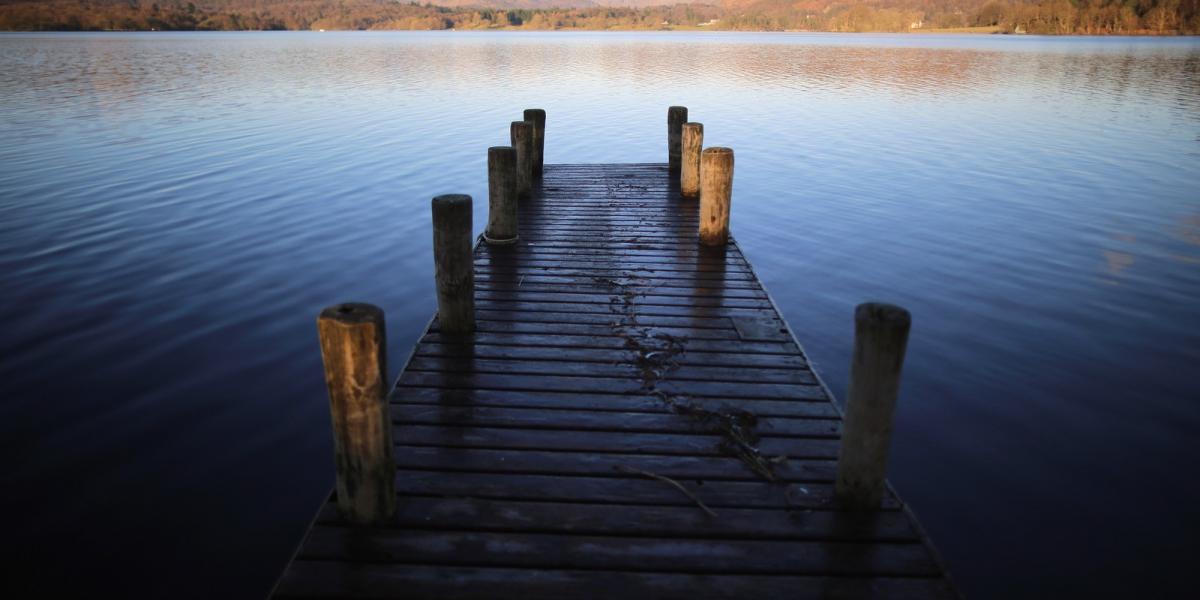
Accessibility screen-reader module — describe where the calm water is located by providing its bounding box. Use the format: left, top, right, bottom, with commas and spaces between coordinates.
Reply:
2, 31, 1198, 598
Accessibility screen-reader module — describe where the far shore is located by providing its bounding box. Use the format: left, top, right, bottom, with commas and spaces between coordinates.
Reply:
5, 27, 1197, 36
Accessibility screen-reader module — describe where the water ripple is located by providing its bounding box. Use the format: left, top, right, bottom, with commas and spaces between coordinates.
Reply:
1, 31, 1198, 599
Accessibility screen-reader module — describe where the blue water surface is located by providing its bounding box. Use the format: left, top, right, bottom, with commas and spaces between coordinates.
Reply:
1, 31, 1198, 598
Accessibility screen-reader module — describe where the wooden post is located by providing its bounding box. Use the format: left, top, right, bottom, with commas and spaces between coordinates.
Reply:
432, 194, 475, 335
667, 106, 688, 174
681, 122, 703, 199
698, 147, 733, 246
510, 121, 534, 198
523, 108, 546, 177
836, 302, 912, 510
485, 146, 519, 245
316, 303, 395, 524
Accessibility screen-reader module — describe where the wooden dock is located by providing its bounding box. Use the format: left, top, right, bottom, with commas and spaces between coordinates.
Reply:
272, 158, 958, 598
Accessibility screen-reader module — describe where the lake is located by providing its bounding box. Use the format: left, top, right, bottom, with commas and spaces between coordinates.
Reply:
1, 31, 1198, 598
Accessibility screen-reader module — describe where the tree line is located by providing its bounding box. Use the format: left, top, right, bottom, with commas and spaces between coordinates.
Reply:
0, 0, 1195, 34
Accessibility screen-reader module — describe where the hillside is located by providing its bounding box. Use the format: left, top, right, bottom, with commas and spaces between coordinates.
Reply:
0, 0, 1196, 34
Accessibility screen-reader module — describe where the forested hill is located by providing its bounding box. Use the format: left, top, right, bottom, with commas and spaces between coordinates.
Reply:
1, 0, 1196, 34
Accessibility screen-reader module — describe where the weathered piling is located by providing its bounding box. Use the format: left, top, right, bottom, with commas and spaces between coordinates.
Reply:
836, 302, 912, 509
510, 121, 534, 198
432, 194, 475, 334
667, 106, 688, 173
698, 147, 734, 246
485, 146, 519, 244
681, 122, 703, 198
523, 109, 546, 177
316, 303, 395, 524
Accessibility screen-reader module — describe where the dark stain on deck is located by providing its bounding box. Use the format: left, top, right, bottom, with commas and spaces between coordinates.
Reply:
273, 163, 958, 599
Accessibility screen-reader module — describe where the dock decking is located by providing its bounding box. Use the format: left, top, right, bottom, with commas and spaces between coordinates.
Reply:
274, 163, 956, 599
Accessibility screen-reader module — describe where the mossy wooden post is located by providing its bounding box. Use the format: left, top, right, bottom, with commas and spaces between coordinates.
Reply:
523, 108, 546, 177
316, 303, 395, 524
698, 147, 734, 246
836, 302, 912, 510
667, 106, 688, 174
510, 121, 534, 198
681, 122, 703, 199
485, 146, 519, 245
432, 194, 475, 335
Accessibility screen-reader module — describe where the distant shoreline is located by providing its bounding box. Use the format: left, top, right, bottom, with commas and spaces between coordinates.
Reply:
1, 27, 1196, 37
2, 1, 1197, 36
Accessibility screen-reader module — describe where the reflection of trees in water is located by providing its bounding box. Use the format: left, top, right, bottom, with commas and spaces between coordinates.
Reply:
569, 42, 1199, 105
5, 37, 1197, 122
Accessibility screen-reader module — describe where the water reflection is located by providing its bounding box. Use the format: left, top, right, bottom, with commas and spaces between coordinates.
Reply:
4, 34, 1199, 126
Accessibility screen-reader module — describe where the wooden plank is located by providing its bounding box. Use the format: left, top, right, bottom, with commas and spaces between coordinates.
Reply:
516, 215, 699, 223
391, 405, 839, 437
472, 309, 765, 330
536, 182, 673, 187
514, 219, 694, 226
510, 240, 726, 251
478, 279, 756, 295
477, 254, 740, 268
540, 177, 672, 182
475, 258, 747, 273
532, 180, 675, 185
477, 266, 757, 281
518, 214, 695, 222
526, 194, 676, 199
732, 316, 796, 342
531, 193, 679, 197
515, 216, 695, 223
434, 320, 750, 341
385, 446, 837, 482
275, 563, 956, 600
398, 371, 828, 400
475, 273, 765, 290
473, 299, 780, 320
392, 425, 839, 457
418, 332, 801, 355
492, 246, 743, 260
500, 241, 723, 254
472, 289, 770, 308
297, 527, 939, 576
403, 356, 817, 385
314, 495, 916, 539
391, 387, 838, 419
523, 201, 680, 206
493, 255, 742, 269
387, 470, 897, 509
516, 223, 698, 231
413, 342, 809, 368
525, 192, 680, 197
541, 165, 666, 171
514, 228, 702, 237
475, 282, 770, 300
